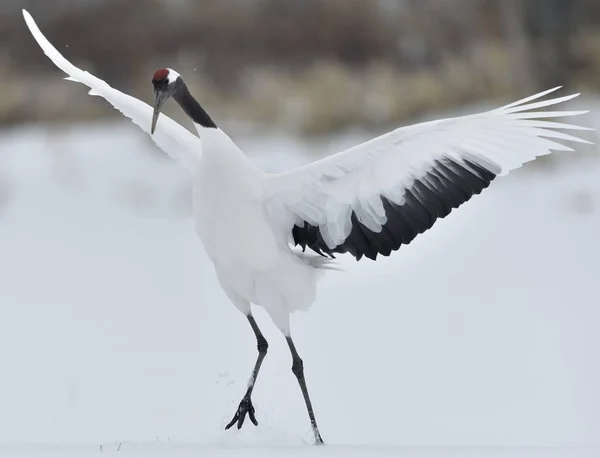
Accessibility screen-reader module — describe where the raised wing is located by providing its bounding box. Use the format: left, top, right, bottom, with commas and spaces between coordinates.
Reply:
265, 88, 593, 260
23, 10, 202, 171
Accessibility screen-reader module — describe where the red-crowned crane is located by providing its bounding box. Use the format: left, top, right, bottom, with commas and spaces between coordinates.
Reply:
23, 9, 593, 445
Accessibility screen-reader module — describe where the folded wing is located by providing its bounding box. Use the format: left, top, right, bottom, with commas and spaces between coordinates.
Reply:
265, 88, 593, 260
22, 9, 202, 172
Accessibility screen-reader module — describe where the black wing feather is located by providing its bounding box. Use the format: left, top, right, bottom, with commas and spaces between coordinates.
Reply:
291, 158, 496, 261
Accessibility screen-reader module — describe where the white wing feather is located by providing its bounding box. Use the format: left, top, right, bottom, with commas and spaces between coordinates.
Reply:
22, 10, 202, 172
265, 88, 594, 250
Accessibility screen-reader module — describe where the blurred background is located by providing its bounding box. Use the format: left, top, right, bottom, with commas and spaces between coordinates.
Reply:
0, 0, 599, 455
3, 0, 600, 133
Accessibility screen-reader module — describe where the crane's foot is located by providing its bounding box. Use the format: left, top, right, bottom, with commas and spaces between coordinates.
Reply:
313, 428, 324, 445
225, 395, 257, 430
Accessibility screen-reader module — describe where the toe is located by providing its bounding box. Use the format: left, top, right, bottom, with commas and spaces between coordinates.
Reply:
248, 402, 258, 426
225, 397, 257, 431
225, 412, 239, 430
237, 412, 245, 429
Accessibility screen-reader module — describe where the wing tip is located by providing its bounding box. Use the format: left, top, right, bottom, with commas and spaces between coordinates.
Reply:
22, 8, 49, 51
496, 86, 567, 112
22, 9, 34, 29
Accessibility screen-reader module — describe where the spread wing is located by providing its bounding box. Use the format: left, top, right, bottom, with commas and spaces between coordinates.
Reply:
23, 9, 202, 172
265, 88, 593, 260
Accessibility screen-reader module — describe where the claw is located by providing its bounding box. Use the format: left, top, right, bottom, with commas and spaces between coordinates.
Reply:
225, 396, 258, 430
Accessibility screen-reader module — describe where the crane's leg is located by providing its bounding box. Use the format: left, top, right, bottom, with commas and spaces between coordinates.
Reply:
286, 336, 324, 445
225, 314, 269, 430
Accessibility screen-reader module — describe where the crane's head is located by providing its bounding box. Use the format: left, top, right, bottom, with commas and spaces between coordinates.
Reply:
151, 68, 181, 134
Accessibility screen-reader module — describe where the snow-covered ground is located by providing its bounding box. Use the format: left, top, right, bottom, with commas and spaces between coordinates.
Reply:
0, 116, 599, 457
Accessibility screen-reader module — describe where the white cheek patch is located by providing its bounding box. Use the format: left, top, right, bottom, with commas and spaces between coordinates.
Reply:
166, 68, 181, 84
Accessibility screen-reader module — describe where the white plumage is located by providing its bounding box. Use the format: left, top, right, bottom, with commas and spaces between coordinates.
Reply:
23, 9, 593, 444
264, 89, 591, 250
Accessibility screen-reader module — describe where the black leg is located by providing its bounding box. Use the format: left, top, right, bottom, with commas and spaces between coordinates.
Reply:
286, 336, 324, 445
225, 314, 268, 430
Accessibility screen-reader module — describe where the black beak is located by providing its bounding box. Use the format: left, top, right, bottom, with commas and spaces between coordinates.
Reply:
151, 89, 169, 135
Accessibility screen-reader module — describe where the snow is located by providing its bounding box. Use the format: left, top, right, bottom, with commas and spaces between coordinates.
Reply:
0, 118, 599, 457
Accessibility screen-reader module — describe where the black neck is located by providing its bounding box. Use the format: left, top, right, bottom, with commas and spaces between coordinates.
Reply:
173, 83, 217, 129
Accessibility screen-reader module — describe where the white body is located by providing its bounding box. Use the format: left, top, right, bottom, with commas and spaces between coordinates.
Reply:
23, 10, 593, 337
193, 130, 320, 332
